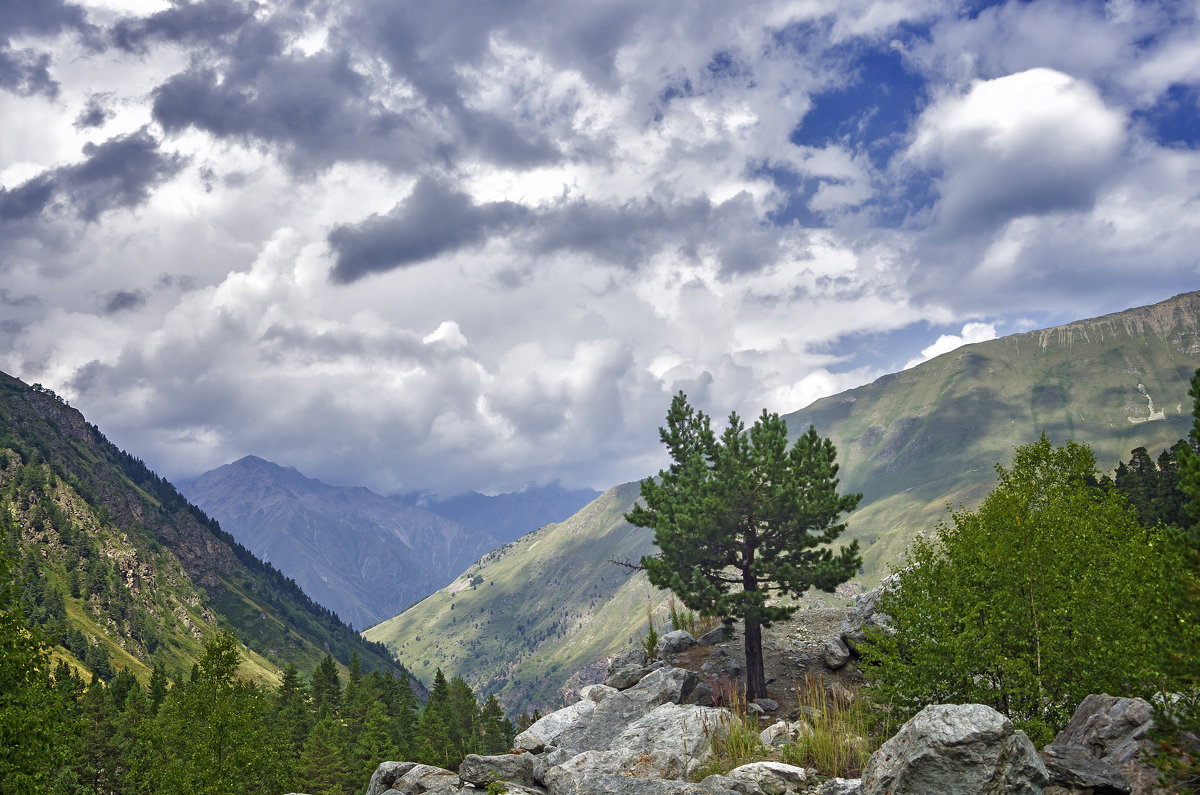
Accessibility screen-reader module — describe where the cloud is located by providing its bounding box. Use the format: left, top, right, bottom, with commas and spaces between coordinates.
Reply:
103, 290, 145, 314
327, 177, 530, 282
904, 322, 997, 369
0, 48, 59, 98
907, 68, 1126, 236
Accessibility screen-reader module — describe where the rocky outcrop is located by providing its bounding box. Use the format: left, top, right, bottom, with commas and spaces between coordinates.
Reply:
835, 575, 898, 658
860, 703, 1047, 795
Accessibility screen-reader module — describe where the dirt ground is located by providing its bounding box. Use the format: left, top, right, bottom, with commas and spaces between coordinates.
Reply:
665, 605, 866, 722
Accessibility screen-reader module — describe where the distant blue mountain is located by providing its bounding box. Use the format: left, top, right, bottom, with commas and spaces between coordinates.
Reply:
411, 485, 602, 545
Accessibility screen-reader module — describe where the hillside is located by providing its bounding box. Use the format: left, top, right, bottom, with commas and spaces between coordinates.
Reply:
366, 290, 1200, 714
0, 371, 412, 687
179, 456, 498, 630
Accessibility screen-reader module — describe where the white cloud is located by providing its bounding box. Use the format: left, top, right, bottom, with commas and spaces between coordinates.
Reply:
904, 322, 998, 369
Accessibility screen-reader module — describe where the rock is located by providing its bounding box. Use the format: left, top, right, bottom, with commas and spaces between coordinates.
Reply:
698, 774, 764, 793
697, 628, 728, 647
542, 748, 687, 793
1040, 743, 1130, 794
609, 704, 732, 779
726, 761, 811, 794
759, 720, 806, 748
459, 753, 537, 788
515, 699, 597, 752
839, 574, 898, 655
657, 629, 698, 657
366, 761, 420, 795
754, 698, 778, 712
812, 778, 861, 795
548, 774, 711, 794
860, 703, 1048, 795
532, 746, 574, 785
605, 664, 652, 690
385, 763, 461, 794
685, 682, 716, 707
1043, 694, 1159, 795
580, 684, 618, 704
607, 645, 649, 674
633, 666, 700, 706
824, 637, 851, 670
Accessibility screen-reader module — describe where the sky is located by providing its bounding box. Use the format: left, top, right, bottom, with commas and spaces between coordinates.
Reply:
1, 0, 1198, 498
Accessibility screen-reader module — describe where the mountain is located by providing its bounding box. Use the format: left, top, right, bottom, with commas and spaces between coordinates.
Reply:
0, 372, 412, 687
365, 290, 1200, 713
414, 485, 603, 546
179, 456, 499, 631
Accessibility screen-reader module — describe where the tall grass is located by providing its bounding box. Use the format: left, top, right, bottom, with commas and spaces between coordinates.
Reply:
667, 595, 721, 638
780, 672, 878, 778
692, 675, 766, 780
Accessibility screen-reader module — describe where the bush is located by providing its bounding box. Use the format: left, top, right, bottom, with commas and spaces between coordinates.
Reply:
864, 435, 1177, 743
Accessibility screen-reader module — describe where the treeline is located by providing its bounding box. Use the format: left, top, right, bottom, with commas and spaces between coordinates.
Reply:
0, 584, 517, 795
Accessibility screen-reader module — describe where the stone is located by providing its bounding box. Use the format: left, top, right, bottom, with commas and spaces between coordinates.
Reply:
605, 664, 652, 690
726, 761, 811, 794
759, 720, 806, 748
386, 763, 461, 794
685, 682, 716, 707
542, 748, 688, 793
515, 699, 597, 752
812, 778, 862, 795
549, 774, 711, 794
366, 761, 420, 795
824, 637, 851, 670
1040, 743, 1130, 794
697, 628, 728, 647
657, 629, 698, 657
838, 574, 898, 655
754, 698, 778, 712
607, 645, 649, 674
699, 774, 765, 793
459, 753, 537, 788
580, 684, 618, 704
610, 704, 732, 778
860, 703, 1048, 795
1043, 694, 1159, 795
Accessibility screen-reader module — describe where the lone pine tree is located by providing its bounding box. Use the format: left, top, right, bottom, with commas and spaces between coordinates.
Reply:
627, 392, 862, 701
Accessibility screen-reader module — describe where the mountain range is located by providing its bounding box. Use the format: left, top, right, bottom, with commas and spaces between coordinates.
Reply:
179, 458, 600, 630
365, 290, 1200, 713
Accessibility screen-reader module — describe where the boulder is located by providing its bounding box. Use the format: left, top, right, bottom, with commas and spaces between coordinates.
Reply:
726, 761, 811, 794
605, 664, 652, 690
547, 774, 713, 794
459, 753, 537, 788
609, 704, 732, 778
1042, 694, 1159, 795
657, 630, 698, 657
366, 761, 420, 795
753, 698, 778, 713
385, 763, 462, 794
812, 779, 861, 795
542, 748, 687, 793
839, 575, 898, 655
824, 637, 851, 670
515, 699, 598, 752
697, 628, 729, 647
759, 720, 807, 748
860, 703, 1048, 795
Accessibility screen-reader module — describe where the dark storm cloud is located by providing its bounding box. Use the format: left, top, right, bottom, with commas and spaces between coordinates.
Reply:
74, 93, 113, 129
0, 0, 91, 36
111, 0, 255, 52
151, 51, 426, 173
327, 177, 530, 282
103, 290, 146, 314
0, 47, 58, 97
0, 129, 185, 225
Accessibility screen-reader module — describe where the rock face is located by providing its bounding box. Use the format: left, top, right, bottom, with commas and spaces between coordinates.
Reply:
860, 703, 1047, 795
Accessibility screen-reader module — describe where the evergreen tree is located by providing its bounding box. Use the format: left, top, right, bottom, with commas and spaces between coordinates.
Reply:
479, 694, 513, 754
148, 662, 169, 715
0, 541, 78, 793
310, 653, 342, 718
299, 715, 351, 795
275, 662, 310, 763
78, 674, 119, 793
350, 701, 397, 791
626, 392, 862, 700
447, 675, 481, 758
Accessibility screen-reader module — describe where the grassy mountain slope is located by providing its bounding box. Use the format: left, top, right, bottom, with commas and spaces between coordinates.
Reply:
784, 290, 1200, 583
0, 371, 412, 687
366, 482, 664, 712
366, 290, 1200, 714
179, 455, 498, 630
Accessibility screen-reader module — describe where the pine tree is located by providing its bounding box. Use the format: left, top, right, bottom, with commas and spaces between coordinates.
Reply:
626, 392, 862, 700
310, 654, 342, 718
275, 662, 311, 763
299, 715, 351, 795
479, 694, 513, 754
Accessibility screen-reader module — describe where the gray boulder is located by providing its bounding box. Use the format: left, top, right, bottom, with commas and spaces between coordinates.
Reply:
1042, 694, 1159, 795
657, 629, 698, 657
860, 703, 1048, 795
609, 703, 732, 779
459, 753, 537, 788
366, 761, 420, 795
812, 779, 861, 795
384, 763, 461, 794
824, 637, 851, 670
726, 761, 811, 794
542, 748, 687, 793
605, 664, 652, 690
839, 574, 898, 655
697, 627, 729, 647
515, 699, 598, 752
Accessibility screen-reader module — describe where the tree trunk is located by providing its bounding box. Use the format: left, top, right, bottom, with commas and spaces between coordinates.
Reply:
743, 618, 767, 702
